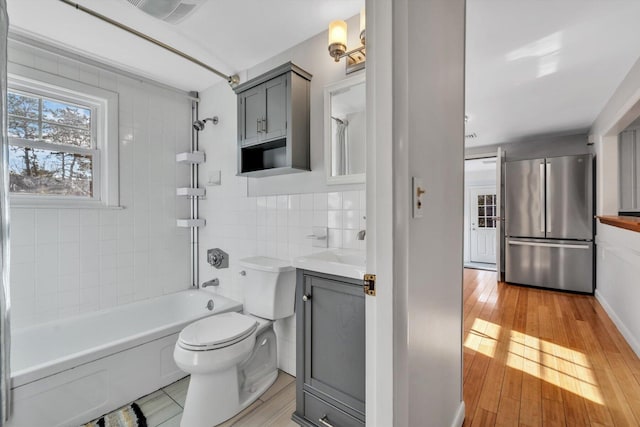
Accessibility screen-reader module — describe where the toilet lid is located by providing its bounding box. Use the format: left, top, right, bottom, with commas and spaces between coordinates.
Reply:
178, 312, 258, 351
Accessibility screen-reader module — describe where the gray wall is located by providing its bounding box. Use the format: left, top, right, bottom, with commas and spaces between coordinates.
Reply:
466, 133, 593, 161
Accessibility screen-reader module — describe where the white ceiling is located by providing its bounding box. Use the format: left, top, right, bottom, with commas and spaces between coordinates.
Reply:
6, 0, 363, 92
7, 0, 640, 148
466, 0, 640, 147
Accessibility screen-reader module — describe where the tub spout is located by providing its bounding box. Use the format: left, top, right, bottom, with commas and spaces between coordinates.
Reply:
202, 278, 219, 288
357, 229, 366, 240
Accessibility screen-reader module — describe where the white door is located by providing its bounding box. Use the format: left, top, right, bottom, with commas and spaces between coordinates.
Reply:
469, 186, 497, 263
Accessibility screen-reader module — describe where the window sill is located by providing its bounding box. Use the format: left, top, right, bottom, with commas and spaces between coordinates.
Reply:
9, 197, 123, 210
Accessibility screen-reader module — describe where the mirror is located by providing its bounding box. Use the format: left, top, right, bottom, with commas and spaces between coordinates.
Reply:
324, 74, 366, 184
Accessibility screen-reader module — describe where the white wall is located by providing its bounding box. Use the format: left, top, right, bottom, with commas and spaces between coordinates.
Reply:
196, 18, 367, 376
8, 39, 192, 330
595, 224, 640, 356
588, 51, 640, 358
391, 0, 466, 425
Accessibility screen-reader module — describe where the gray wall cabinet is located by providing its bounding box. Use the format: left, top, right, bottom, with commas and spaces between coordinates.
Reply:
619, 128, 640, 213
234, 62, 312, 177
292, 270, 365, 427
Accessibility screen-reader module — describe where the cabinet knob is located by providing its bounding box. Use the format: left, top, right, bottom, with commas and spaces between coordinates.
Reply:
302, 294, 311, 302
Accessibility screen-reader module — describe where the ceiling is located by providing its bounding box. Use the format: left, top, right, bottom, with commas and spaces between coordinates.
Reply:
466, 0, 640, 147
7, 0, 640, 148
6, 0, 363, 92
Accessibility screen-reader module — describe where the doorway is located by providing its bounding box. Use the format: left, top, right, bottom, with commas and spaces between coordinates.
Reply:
464, 158, 497, 271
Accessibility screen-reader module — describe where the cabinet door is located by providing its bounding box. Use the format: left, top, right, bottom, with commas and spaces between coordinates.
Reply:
619, 130, 636, 211
304, 275, 365, 414
636, 132, 640, 210
239, 85, 263, 146
263, 74, 287, 141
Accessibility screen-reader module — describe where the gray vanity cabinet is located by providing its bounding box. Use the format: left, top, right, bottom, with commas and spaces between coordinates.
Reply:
292, 270, 365, 427
234, 62, 311, 177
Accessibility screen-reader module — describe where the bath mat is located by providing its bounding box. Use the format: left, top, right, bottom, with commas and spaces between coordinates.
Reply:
82, 403, 147, 427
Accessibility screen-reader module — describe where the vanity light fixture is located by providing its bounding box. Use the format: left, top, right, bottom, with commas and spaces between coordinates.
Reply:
328, 7, 366, 74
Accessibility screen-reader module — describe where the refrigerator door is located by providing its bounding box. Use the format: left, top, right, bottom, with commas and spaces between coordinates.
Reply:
505, 158, 546, 238
505, 238, 593, 293
545, 155, 593, 240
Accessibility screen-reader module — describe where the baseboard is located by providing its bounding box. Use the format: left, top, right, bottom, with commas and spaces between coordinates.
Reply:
450, 401, 466, 427
595, 290, 640, 358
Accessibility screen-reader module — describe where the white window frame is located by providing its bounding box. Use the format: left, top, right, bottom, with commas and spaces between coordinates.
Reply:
7, 63, 119, 208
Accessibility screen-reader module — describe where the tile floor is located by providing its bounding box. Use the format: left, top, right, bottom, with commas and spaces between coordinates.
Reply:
86, 371, 297, 427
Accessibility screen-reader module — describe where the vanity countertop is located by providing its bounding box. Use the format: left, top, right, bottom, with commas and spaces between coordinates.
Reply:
292, 249, 366, 280
598, 215, 640, 233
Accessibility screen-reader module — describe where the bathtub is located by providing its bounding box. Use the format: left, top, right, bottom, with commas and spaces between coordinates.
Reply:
8, 290, 242, 427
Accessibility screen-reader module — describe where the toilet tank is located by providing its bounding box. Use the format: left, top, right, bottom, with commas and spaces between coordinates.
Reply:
238, 257, 296, 320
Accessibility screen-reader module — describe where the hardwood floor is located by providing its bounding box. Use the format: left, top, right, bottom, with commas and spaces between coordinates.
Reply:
463, 268, 640, 426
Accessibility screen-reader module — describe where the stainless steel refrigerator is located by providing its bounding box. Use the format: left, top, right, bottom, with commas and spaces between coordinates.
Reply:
505, 154, 594, 293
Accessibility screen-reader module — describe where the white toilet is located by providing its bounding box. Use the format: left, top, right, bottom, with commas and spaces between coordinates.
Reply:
173, 256, 296, 427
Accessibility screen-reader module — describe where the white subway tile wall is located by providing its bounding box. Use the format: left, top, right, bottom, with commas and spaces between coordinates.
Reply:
9, 42, 192, 330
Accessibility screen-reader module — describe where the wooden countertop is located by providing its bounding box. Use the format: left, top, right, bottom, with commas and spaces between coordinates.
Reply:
598, 215, 640, 233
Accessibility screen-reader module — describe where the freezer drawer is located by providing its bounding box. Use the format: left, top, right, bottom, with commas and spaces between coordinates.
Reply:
505, 238, 593, 293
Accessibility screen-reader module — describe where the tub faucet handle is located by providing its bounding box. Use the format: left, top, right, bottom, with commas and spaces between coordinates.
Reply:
202, 278, 219, 288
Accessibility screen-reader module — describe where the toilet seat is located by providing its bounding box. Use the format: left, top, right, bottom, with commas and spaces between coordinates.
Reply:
178, 312, 258, 351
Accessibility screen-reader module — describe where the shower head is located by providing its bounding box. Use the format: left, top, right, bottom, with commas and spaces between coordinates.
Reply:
193, 116, 219, 131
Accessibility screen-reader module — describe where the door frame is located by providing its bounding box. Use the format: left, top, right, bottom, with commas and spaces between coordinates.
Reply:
464, 152, 504, 279
468, 185, 498, 264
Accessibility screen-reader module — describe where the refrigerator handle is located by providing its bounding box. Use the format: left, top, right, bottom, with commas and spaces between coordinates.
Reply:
546, 162, 551, 233
539, 162, 545, 234
507, 240, 591, 250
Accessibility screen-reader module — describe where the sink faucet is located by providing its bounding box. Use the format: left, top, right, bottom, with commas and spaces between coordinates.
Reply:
202, 278, 219, 288
357, 230, 366, 240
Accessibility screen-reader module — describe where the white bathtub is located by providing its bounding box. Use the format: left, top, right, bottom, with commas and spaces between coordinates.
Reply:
8, 290, 242, 427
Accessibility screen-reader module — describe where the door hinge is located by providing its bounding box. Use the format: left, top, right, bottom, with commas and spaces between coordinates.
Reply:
363, 274, 376, 296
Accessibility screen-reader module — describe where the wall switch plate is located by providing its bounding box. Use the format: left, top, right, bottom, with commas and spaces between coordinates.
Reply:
412, 177, 425, 218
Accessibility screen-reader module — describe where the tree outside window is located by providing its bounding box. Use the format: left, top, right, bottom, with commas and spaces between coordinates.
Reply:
7, 90, 95, 197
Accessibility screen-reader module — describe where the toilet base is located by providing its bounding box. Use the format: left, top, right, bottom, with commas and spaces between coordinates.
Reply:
177, 326, 280, 427
180, 368, 278, 427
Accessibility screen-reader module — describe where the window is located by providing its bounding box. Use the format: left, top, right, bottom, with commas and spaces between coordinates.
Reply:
8, 89, 96, 198
8, 64, 118, 207
476, 194, 497, 228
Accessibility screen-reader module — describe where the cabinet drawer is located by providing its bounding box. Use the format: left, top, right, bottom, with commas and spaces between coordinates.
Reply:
304, 392, 364, 427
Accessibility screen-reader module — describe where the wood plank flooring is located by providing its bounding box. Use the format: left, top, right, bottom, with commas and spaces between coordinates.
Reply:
463, 268, 640, 426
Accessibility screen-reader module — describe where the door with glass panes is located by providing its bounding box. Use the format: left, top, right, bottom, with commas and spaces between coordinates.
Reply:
470, 187, 497, 264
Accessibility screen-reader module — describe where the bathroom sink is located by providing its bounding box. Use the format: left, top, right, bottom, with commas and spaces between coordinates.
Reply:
293, 249, 366, 280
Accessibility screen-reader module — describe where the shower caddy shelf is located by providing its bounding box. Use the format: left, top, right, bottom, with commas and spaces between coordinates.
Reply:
176, 150, 206, 228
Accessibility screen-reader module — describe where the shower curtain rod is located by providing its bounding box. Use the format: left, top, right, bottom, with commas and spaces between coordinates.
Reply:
59, 0, 240, 86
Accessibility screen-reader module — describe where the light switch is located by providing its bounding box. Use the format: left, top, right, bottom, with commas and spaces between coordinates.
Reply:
412, 177, 425, 218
